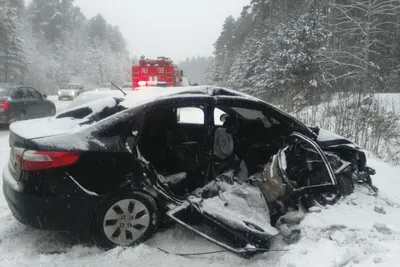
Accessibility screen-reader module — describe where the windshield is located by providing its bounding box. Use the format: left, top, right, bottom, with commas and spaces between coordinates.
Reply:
60, 84, 80, 89
58, 95, 126, 123
67, 91, 124, 109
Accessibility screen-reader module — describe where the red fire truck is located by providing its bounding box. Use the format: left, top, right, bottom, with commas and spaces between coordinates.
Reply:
132, 56, 184, 88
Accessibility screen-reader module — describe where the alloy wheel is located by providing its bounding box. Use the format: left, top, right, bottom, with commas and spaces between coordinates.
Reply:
103, 199, 150, 246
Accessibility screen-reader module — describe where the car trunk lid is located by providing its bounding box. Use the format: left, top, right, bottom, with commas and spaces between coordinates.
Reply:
8, 120, 83, 182
9, 117, 87, 140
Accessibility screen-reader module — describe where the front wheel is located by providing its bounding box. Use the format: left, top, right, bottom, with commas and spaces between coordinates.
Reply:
301, 174, 354, 210
91, 191, 159, 249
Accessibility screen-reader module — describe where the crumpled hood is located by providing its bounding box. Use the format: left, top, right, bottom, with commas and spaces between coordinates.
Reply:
316, 128, 360, 148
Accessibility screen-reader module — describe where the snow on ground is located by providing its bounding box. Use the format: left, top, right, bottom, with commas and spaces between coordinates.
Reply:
0, 98, 399, 266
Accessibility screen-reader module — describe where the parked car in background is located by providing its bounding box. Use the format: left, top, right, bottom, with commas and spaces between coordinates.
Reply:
0, 84, 56, 124
58, 83, 85, 100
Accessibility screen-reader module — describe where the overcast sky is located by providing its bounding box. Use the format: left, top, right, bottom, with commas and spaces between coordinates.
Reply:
68, 0, 250, 61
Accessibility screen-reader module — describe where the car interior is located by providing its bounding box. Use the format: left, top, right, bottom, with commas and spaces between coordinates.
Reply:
135, 103, 293, 197
212, 105, 291, 175
137, 106, 208, 196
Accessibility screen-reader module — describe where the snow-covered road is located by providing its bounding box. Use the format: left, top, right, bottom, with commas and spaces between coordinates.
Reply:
0, 98, 399, 267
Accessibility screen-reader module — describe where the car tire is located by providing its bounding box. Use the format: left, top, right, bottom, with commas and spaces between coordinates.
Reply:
336, 173, 354, 196
17, 111, 27, 121
301, 174, 354, 210
91, 191, 159, 249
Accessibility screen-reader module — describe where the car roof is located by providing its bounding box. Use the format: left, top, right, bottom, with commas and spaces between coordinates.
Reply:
119, 86, 258, 109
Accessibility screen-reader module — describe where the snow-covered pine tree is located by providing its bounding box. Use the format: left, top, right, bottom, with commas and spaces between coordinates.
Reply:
0, 0, 25, 83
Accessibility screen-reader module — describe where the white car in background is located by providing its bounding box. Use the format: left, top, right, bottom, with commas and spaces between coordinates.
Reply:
58, 83, 85, 100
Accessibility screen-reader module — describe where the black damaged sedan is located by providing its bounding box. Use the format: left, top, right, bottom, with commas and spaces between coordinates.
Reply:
2, 86, 377, 256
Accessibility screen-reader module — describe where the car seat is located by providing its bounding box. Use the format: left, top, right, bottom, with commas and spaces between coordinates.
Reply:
212, 116, 248, 181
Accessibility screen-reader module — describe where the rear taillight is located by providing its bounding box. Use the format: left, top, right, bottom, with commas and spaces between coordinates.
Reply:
13, 149, 80, 171
0, 101, 9, 109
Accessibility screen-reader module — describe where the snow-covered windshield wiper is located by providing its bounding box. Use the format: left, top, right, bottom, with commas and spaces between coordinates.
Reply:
111, 82, 127, 96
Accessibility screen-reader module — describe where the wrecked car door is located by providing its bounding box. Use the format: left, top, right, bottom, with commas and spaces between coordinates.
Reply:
166, 172, 279, 256
137, 100, 212, 194
165, 132, 339, 257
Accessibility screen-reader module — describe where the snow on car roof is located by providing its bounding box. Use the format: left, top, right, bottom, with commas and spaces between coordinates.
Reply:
67, 90, 128, 109
119, 86, 239, 109
10, 96, 123, 140
58, 96, 120, 119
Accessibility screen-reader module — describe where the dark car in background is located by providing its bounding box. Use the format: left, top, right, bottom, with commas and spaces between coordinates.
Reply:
58, 83, 85, 100
0, 84, 56, 124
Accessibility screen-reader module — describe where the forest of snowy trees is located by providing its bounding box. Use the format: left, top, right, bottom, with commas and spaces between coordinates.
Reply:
179, 56, 214, 85
208, 0, 400, 164
0, 0, 131, 93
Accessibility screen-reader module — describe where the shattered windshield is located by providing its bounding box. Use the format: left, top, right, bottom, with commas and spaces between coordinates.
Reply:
58, 96, 125, 121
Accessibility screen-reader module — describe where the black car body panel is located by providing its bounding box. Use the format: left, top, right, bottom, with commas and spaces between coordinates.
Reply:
2, 86, 376, 256
2, 160, 101, 234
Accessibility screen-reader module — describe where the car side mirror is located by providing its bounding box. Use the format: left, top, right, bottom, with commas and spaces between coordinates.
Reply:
42, 94, 48, 99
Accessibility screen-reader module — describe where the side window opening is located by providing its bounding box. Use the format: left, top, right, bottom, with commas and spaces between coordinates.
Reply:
11, 89, 23, 99
28, 88, 42, 100
177, 107, 204, 124
213, 106, 279, 128
214, 108, 226, 126
21, 88, 34, 99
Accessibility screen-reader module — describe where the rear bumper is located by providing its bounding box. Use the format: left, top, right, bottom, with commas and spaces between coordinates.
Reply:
2, 165, 101, 235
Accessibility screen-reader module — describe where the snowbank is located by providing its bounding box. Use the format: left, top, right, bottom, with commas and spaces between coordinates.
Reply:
0, 97, 399, 267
